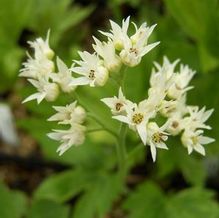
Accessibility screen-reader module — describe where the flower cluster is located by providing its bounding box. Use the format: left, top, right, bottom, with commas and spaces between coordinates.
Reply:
47, 101, 86, 155
19, 31, 76, 104
20, 17, 214, 160
102, 57, 214, 161
71, 16, 159, 87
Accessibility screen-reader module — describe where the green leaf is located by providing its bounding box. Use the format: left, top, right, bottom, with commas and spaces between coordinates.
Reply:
164, 0, 219, 72
28, 199, 70, 218
157, 140, 207, 186
166, 188, 219, 218
28, 0, 93, 45
123, 182, 166, 218
123, 181, 219, 218
0, 182, 27, 218
164, 0, 212, 41
34, 169, 89, 203
0, 0, 32, 41
202, 2, 219, 58
72, 174, 123, 218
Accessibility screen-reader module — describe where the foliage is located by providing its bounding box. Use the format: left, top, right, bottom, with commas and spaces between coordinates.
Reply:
1, 0, 219, 218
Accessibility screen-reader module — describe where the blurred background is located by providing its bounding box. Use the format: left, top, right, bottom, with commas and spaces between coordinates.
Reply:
0, 0, 219, 217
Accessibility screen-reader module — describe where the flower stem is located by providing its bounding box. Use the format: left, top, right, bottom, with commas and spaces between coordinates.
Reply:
119, 66, 127, 91
87, 113, 118, 139
116, 123, 127, 177
86, 128, 104, 133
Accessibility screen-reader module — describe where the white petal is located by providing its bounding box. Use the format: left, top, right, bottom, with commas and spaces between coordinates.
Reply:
141, 42, 160, 56
101, 97, 116, 108
156, 142, 168, 150
27, 79, 40, 88
70, 77, 90, 86
47, 132, 62, 141
71, 67, 88, 76
198, 136, 215, 145
137, 123, 147, 145
112, 115, 130, 124
187, 145, 193, 155
194, 144, 206, 156
57, 143, 71, 156
118, 87, 124, 99
22, 93, 45, 104
150, 142, 157, 162
56, 56, 69, 73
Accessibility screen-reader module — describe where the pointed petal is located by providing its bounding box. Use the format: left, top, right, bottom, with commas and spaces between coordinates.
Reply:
141, 42, 160, 56
150, 142, 157, 162
56, 56, 69, 73
101, 97, 116, 108
22, 93, 44, 104
199, 136, 215, 144
187, 145, 193, 155
137, 123, 147, 145
112, 115, 129, 124
194, 144, 206, 156
156, 142, 168, 150
70, 77, 90, 86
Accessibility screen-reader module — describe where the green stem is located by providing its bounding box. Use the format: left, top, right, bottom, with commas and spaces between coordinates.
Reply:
86, 128, 104, 133
73, 92, 118, 138
87, 113, 118, 139
116, 123, 127, 177
119, 66, 127, 91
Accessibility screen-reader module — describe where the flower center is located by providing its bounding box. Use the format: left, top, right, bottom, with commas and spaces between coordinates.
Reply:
132, 113, 143, 124
88, 70, 95, 80
129, 48, 138, 55
191, 136, 198, 145
152, 132, 166, 144
172, 121, 179, 128
115, 102, 123, 111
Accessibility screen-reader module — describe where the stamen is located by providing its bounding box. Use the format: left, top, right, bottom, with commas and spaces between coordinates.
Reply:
152, 132, 166, 144
172, 121, 179, 128
88, 70, 95, 80
115, 102, 123, 111
132, 113, 143, 124
129, 48, 138, 55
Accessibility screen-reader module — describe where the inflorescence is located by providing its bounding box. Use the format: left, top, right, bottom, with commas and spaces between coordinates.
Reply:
19, 17, 214, 162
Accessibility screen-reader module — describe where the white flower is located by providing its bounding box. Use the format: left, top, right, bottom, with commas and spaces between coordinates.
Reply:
147, 122, 169, 162
130, 22, 156, 45
113, 100, 155, 144
183, 106, 214, 131
70, 51, 109, 87
22, 77, 59, 104
120, 40, 159, 67
51, 57, 76, 93
48, 124, 86, 155
153, 56, 179, 81
159, 95, 187, 118
28, 30, 54, 60
166, 114, 185, 136
146, 67, 175, 113
100, 17, 159, 67
19, 53, 54, 79
101, 87, 134, 115
119, 23, 159, 67
48, 101, 86, 125
181, 129, 215, 156
99, 16, 130, 50
167, 64, 196, 99
93, 37, 121, 72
